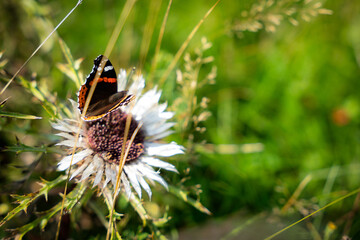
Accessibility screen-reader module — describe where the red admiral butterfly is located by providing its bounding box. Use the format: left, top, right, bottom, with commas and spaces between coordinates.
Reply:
78, 55, 134, 121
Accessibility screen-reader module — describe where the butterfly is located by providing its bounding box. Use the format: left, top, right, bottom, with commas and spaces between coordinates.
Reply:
78, 55, 134, 121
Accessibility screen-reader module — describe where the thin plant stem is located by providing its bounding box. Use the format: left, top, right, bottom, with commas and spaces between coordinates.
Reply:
55, 55, 110, 240
104, 0, 137, 58
265, 187, 360, 240
105, 99, 141, 240
59, 0, 137, 237
281, 174, 312, 213
139, 0, 163, 70
106, 105, 143, 240
105, 109, 132, 240
157, 0, 220, 86
0, 0, 83, 96
148, 0, 173, 83
314, 166, 339, 228
343, 192, 360, 236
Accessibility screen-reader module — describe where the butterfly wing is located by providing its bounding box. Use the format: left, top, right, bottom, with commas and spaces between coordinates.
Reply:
78, 55, 118, 112
78, 55, 134, 121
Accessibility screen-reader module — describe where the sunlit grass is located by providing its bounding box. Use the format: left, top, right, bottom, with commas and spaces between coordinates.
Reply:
1, 0, 360, 239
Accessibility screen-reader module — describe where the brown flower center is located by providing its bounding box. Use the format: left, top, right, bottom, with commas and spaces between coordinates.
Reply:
86, 110, 145, 164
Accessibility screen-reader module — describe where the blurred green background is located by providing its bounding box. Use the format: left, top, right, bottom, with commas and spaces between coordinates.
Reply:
1, 0, 360, 239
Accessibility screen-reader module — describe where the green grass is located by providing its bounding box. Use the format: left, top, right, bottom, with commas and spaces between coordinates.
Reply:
1, 0, 360, 239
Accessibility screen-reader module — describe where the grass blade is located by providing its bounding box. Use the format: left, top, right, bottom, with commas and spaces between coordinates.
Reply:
0, 110, 42, 120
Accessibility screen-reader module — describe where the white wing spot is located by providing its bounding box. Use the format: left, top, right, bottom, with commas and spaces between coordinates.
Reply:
104, 66, 114, 72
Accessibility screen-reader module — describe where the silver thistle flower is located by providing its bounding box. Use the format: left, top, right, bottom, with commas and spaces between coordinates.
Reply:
52, 70, 184, 199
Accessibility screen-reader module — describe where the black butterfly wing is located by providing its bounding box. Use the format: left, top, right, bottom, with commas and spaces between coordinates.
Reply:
78, 55, 118, 111
78, 55, 134, 121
